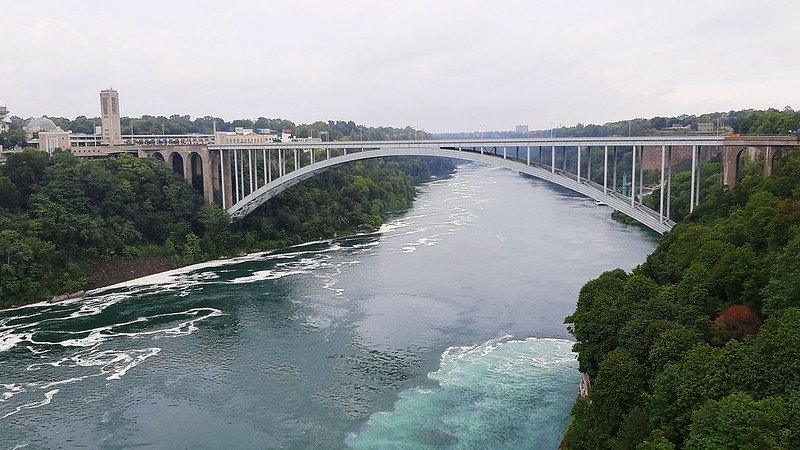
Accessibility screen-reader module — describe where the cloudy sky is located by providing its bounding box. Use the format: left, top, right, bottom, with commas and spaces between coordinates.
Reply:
2, 1, 799, 132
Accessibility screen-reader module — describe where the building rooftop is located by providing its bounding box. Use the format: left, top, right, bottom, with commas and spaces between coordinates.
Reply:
25, 116, 61, 133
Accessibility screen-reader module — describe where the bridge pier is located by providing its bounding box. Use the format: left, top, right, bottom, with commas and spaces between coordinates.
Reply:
638, 147, 644, 204
612, 147, 618, 193
723, 139, 797, 188
631, 146, 637, 207
667, 146, 672, 221
220, 150, 233, 209
603, 146, 608, 194
659, 145, 665, 223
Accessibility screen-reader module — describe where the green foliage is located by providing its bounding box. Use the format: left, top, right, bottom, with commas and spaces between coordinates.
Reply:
648, 344, 729, 443
636, 431, 676, 450
49, 114, 429, 142
565, 147, 800, 447
685, 393, 790, 450
0, 149, 454, 307
0, 129, 29, 148
541, 108, 800, 138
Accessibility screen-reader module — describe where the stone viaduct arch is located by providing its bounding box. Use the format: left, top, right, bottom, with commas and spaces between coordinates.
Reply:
138, 145, 215, 203
722, 137, 797, 187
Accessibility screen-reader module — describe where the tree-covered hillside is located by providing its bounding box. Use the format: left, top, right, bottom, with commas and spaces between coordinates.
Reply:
0, 150, 454, 307
546, 107, 800, 138
563, 145, 800, 448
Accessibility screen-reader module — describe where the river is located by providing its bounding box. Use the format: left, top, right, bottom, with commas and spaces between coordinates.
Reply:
0, 163, 657, 449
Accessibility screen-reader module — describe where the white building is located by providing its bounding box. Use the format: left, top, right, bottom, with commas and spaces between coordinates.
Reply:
215, 127, 280, 145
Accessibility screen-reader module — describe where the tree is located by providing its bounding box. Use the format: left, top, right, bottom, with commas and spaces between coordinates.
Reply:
712, 304, 762, 343
565, 269, 631, 376
685, 393, 789, 450
648, 344, 729, 444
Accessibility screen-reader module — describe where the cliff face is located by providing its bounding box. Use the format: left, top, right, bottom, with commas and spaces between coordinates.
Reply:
639, 145, 717, 171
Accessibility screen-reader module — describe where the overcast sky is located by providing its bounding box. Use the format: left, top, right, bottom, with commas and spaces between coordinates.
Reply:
2, 1, 799, 132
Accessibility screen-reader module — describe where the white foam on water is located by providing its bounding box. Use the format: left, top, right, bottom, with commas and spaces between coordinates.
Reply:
231, 269, 310, 284
1, 306, 224, 421
0, 389, 59, 420
0, 332, 28, 352
347, 336, 579, 449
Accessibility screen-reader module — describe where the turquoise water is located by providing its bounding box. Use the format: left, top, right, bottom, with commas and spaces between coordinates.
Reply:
0, 164, 657, 448
347, 337, 578, 449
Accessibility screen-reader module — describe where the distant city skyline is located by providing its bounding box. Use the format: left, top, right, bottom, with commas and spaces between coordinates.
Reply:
2, 1, 799, 132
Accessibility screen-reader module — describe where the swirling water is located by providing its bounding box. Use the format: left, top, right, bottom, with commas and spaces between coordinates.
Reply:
0, 164, 657, 449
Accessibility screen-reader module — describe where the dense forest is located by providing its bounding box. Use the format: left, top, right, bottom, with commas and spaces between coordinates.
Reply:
0, 114, 428, 143
563, 132, 800, 445
0, 150, 454, 308
547, 107, 800, 138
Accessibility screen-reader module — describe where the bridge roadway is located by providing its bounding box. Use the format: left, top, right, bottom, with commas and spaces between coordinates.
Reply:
209, 136, 751, 234
126, 135, 795, 234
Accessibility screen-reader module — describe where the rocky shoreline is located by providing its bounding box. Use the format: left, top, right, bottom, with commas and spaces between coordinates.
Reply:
86, 255, 177, 290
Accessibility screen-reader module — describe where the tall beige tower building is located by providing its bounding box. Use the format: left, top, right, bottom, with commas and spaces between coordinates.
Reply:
100, 89, 122, 145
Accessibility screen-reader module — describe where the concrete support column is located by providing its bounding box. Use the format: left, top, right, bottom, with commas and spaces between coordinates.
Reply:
202, 153, 214, 204
667, 146, 672, 221
587, 147, 592, 183
526, 146, 530, 165
631, 146, 637, 207
723, 146, 740, 187
503, 146, 507, 159
240, 148, 246, 197
222, 150, 233, 209
551, 146, 555, 173
612, 146, 618, 192
233, 150, 240, 203
764, 146, 775, 177
577, 145, 581, 182
659, 145, 666, 223
603, 145, 608, 194
639, 146, 644, 203
182, 152, 192, 183
262, 149, 267, 188
248, 149, 254, 194
690, 145, 697, 213
696, 147, 701, 207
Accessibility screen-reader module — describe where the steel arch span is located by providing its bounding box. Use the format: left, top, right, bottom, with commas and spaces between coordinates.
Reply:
224, 146, 675, 234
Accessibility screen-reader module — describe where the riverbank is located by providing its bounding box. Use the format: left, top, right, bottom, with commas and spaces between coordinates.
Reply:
0, 152, 456, 309
86, 255, 177, 290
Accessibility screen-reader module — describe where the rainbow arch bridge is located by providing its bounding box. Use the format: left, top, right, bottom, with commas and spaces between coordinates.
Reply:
134, 136, 796, 235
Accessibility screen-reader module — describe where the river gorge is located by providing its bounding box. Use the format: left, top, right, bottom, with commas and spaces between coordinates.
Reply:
1, 163, 657, 449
